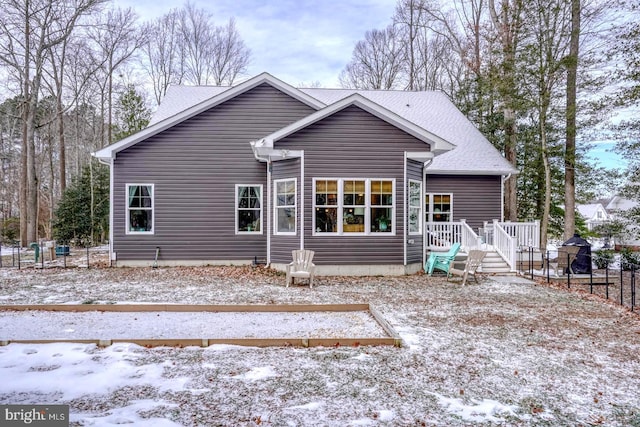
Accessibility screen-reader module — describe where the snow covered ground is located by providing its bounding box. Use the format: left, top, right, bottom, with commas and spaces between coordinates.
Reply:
0, 263, 639, 426
0, 310, 387, 340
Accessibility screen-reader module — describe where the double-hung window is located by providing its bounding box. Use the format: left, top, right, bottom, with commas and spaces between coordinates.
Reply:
236, 185, 262, 233
408, 180, 422, 234
314, 178, 394, 235
126, 184, 154, 234
275, 179, 296, 234
425, 193, 452, 222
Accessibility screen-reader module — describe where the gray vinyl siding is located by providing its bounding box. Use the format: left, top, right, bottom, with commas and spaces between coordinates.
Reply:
271, 158, 301, 262
273, 105, 432, 265
425, 174, 502, 231
407, 160, 424, 264
113, 83, 315, 262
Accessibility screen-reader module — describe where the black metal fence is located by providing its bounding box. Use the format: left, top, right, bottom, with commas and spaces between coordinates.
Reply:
519, 248, 636, 313
0, 241, 99, 270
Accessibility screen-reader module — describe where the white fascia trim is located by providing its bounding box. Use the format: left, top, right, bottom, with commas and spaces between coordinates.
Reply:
261, 94, 456, 153
93, 72, 326, 161
406, 151, 434, 162
425, 169, 519, 176
250, 142, 303, 162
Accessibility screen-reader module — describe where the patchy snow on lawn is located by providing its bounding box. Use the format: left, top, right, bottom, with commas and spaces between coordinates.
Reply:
0, 310, 387, 340
0, 263, 639, 426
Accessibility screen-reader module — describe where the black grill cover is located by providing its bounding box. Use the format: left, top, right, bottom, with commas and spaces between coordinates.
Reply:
562, 233, 592, 274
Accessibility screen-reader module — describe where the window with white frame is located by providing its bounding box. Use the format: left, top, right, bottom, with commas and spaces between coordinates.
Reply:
313, 178, 394, 235
275, 178, 296, 234
408, 180, 422, 234
126, 184, 154, 233
342, 180, 366, 233
425, 193, 452, 222
236, 185, 262, 233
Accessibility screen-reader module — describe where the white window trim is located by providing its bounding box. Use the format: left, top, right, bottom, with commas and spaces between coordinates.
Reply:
408, 180, 422, 235
235, 184, 263, 235
274, 178, 297, 236
125, 183, 154, 235
312, 178, 395, 236
425, 192, 453, 222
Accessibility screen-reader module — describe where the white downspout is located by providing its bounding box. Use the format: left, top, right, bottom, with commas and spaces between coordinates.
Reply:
266, 159, 272, 266
403, 152, 407, 266
98, 157, 115, 266
250, 141, 272, 266
300, 151, 305, 250
502, 173, 511, 223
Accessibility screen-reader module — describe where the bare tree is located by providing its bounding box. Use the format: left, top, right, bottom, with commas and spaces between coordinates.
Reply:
211, 18, 250, 86
87, 7, 146, 146
141, 9, 185, 105
179, 1, 215, 85
0, 0, 105, 245
339, 25, 406, 89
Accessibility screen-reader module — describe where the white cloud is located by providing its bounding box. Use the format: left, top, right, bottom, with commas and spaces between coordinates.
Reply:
112, 0, 396, 87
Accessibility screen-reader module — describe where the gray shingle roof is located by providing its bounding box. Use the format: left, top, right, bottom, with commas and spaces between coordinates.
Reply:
149, 83, 517, 175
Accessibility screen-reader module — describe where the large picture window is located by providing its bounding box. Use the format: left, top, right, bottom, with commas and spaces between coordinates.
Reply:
314, 178, 394, 235
408, 180, 422, 234
275, 179, 296, 234
126, 184, 153, 234
236, 185, 262, 233
426, 193, 452, 222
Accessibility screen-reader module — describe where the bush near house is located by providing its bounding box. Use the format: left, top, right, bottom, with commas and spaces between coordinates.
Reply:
592, 249, 615, 269
620, 247, 640, 271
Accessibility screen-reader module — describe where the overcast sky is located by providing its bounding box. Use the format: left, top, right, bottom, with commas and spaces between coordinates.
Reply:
112, 0, 396, 87
110, 0, 625, 171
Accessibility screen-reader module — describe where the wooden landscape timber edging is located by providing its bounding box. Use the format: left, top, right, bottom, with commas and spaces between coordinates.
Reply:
0, 303, 402, 348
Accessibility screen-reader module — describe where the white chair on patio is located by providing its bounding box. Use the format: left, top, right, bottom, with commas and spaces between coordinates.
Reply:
447, 250, 487, 286
286, 249, 316, 288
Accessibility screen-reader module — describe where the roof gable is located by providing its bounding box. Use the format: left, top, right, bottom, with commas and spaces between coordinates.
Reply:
252, 93, 455, 155
94, 73, 325, 160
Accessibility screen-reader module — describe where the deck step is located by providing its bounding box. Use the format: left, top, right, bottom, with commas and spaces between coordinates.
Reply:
479, 250, 511, 274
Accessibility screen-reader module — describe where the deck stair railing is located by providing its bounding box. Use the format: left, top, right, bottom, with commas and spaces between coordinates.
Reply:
492, 220, 517, 271
427, 219, 541, 272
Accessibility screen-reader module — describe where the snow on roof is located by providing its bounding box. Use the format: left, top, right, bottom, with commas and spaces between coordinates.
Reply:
141, 78, 517, 175
606, 195, 638, 211
576, 203, 607, 220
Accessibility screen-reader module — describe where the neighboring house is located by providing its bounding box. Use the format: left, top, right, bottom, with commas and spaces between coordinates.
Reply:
605, 195, 640, 248
93, 72, 518, 275
576, 203, 610, 231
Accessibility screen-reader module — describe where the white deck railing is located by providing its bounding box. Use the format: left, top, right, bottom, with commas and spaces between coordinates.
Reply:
425, 220, 480, 252
426, 219, 540, 272
492, 221, 517, 271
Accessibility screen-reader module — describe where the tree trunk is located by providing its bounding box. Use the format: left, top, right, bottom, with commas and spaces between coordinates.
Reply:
540, 109, 552, 250
564, 0, 580, 239
58, 92, 66, 193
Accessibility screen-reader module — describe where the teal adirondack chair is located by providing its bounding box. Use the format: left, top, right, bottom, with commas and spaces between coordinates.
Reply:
425, 242, 461, 275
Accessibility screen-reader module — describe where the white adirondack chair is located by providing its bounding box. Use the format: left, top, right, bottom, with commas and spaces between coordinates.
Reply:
286, 249, 316, 288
